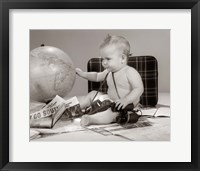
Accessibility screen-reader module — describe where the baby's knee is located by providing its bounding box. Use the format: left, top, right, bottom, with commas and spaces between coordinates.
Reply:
88, 90, 98, 97
87, 90, 104, 102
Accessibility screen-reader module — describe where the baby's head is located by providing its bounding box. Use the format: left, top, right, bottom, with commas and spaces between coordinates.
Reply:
100, 35, 130, 59
99, 35, 131, 72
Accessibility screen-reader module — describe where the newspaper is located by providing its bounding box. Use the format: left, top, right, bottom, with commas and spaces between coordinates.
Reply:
30, 95, 83, 128
140, 104, 170, 117
30, 118, 85, 140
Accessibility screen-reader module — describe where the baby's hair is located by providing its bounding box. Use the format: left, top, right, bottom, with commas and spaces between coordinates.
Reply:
100, 34, 131, 58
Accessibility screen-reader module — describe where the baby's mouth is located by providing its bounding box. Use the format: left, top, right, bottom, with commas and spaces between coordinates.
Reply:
106, 67, 111, 71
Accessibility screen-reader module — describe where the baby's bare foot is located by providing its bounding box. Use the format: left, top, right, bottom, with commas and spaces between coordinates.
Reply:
80, 115, 91, 126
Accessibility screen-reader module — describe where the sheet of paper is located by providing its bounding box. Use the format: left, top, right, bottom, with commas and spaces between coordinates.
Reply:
141, 106, 170, 117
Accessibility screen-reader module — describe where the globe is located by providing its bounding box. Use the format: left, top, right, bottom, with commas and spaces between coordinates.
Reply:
30, 45, 76, 102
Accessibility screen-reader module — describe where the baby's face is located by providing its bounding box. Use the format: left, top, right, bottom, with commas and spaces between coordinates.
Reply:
100, 45, 125, 72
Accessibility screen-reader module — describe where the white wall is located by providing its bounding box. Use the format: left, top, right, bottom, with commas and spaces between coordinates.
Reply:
30, 29, 170, 97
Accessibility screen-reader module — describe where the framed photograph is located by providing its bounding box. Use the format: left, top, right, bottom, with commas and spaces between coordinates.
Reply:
0, 0, 199, 170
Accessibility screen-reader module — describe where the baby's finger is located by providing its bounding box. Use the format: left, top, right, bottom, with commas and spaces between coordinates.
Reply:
114, 101, 120, 107
121, 104, 126, 110
117, 103, 123, 110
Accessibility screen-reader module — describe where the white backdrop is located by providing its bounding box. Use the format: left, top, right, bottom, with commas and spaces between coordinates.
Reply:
30, 29, 170, 95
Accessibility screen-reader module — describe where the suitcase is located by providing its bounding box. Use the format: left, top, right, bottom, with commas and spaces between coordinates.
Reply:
87, 56, 158, 107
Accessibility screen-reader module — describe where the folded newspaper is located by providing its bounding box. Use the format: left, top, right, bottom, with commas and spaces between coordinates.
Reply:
30, 95, 83, 128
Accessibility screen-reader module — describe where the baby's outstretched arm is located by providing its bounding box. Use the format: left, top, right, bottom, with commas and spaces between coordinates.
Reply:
76, 68, 108, 82
76, 68, 97, 81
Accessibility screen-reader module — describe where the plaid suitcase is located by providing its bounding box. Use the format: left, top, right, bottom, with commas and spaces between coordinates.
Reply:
87, 56, 158, 107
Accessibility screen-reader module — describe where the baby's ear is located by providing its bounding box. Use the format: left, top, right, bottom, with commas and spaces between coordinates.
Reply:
121, 54, 127, 62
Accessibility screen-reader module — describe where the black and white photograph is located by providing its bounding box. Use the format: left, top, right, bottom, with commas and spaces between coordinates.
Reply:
29, 29, 170, 141
1, 1, 199, 169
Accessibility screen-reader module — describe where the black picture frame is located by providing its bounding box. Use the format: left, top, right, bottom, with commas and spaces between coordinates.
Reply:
0, 0, 199, 170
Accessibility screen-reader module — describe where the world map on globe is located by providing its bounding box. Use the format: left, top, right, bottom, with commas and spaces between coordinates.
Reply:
30, 46, 76, 102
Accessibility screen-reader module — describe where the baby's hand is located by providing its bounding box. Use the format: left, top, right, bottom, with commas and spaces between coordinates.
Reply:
75, 68, 83, 76
114, 98, 129, 110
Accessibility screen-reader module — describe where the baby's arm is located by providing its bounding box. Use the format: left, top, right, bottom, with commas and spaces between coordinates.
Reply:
115, 68, 144, 109
76, 68, 108, 82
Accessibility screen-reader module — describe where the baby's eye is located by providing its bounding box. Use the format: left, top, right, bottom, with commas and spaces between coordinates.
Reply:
103, 57, 111, 61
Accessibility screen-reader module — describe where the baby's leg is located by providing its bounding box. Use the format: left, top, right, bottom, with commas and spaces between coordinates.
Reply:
64, 91, 99, 109
81, 108, 118, 126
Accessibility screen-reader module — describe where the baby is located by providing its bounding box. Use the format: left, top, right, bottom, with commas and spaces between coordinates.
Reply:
76, 35, 144, 126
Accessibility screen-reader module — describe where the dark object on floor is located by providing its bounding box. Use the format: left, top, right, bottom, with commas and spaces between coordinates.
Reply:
111, 103, 140, 124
